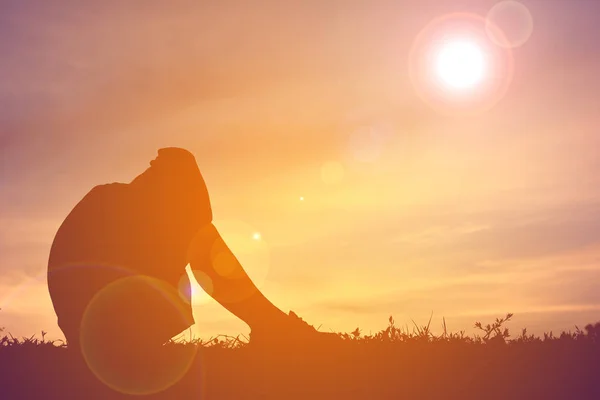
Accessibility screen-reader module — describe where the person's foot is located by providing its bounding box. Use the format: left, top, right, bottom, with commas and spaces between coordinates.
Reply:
248, 311, 340, 349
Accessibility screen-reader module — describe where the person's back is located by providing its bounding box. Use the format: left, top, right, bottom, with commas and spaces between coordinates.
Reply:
47, 148, 212, 354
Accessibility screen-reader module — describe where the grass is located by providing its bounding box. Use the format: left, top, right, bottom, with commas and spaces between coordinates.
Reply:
1, 314, 600, 399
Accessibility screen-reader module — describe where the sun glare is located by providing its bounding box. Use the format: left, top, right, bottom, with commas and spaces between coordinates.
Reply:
436, 40, 485, 90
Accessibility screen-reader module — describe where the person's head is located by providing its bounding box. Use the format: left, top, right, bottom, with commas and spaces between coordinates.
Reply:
131, 147, 212, 231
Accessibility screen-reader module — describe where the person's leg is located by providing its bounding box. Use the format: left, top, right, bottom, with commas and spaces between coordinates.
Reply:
78, 275, 197, 395
187, 224, 289, 332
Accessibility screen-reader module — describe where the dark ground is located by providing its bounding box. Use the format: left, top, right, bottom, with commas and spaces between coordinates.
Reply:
2, 318, 600, 400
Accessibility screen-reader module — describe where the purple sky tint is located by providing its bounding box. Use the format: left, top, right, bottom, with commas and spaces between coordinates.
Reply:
1, 0, 600, 340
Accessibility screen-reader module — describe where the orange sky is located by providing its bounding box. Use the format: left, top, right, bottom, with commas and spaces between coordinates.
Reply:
1, 0, 600, 341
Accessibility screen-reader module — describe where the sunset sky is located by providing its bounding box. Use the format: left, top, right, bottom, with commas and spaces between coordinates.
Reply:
1, 0, 600, 342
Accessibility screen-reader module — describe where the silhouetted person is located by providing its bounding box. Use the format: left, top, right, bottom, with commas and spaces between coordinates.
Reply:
47, 148, 210, 355
47, 147, 330, 374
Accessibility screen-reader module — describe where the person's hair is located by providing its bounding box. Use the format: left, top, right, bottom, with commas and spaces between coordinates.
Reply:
131, 147, 213, 232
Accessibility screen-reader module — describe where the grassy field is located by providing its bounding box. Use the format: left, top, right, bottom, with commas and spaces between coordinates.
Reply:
1, 314, 600, 400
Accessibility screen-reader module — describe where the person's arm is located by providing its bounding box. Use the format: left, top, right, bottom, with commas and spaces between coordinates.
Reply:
187, 223, 288, 331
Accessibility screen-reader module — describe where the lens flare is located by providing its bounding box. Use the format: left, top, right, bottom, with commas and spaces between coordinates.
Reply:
409, 12, 514, 117
176, 270, 192, 304
80, 275, 197, 396
178, 269, 214, 305
486, 1, 534, 48
213, 250, 240, 278
187, 220, 271, 306
436, 40, 485, 90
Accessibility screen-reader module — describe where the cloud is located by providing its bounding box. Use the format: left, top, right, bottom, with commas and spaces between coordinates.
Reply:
0, 217, 60, 278
3, 0, 600, 340
357, 201, 600, 268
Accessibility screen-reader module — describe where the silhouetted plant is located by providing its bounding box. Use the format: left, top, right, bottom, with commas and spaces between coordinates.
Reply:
4, 313, 600, 350
3, 314, 600, 400
584, 322, 600, 343
474, 313, 513, 344
513, 327, 539, 343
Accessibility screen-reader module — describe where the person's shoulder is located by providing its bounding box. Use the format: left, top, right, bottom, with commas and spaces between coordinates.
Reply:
55, 183, 130, 236
89, 182, 128, 193
80, 182, 129, 204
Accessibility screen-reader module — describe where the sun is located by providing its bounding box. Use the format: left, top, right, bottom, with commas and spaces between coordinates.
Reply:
435, 39, 486, 90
